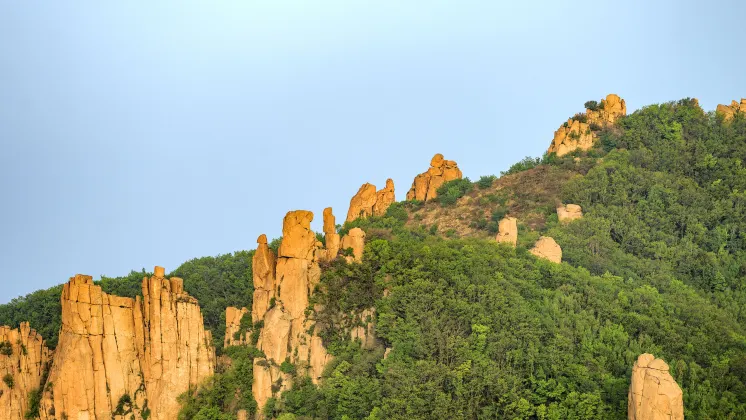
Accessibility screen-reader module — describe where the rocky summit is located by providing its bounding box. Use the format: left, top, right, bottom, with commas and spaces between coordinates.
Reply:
548, 94, 627, 156
406, 153, 462, 201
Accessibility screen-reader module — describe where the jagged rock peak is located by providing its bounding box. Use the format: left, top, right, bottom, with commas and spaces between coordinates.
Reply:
322, 207, 341, 262
253, 234, 277, 323
406, 153, 463, 201
346, 179, 396, 222
278, 210, 316, 260
716, 98, 746, 121
495, 216, 517, 247
0, 323, 51, 420
548, 94, 627, 157
529, 236, 562, 263
557, 204, 583, 223
628, 353, 683, 420
39, 268, 215, 420
225, 307, 250, 347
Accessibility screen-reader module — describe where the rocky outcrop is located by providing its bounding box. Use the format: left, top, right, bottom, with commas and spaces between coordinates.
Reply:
529, 236, 562, 263
0, 323, 51, 420
39, 268, 215, 420
350, 308, 377, 350
225, 307, 250, 347
322, 207, 340, 261
557, 204, 583, 223
346, 179, 396, 222
628, 353, 683, 420
716, 98, 746, 121
252, 234, 277, 323
548, 94, 626, 157
495, 217, 517, 247
406, 154, 462, 201
373, 179, 396, 216
252, 211, 332, 415
340, 228, 366, 263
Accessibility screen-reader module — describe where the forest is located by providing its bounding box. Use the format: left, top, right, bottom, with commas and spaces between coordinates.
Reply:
2, 98, 746, 419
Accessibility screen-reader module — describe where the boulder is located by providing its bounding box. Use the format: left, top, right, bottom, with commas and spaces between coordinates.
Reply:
557, 204, 583, 223
406, 154, 463, 201
340, 228, 366, 263
628, 353, 683, 420
495, 217, 517, 247
529, 236, 562, 263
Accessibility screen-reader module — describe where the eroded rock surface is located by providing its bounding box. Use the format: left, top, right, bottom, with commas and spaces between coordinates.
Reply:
346, 179, 396, 222
406, 154, 463, 201
252, 211, 332, 415
628, 353, 683, 420
548, 94, 626, 156
557, 204, 583, 223
39, 269, 215, 420
340, 227, 366, 263
529, 236, 562, 263
495, 217, 517, 247
0, 323, 51, 420
716, 98, 746, 121
225, 307, 249, 347
252, 234, 277, 323
322, 207, 341, 261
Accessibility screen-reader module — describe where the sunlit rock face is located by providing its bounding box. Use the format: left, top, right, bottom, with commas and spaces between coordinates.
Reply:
557, 204, 583, 223
38, 268, 215, 420
406, 153, 462, 201
346, 179, 396, 222
628, 353, 683, 420
548, 94, 627, 156
0, 323, 51, 420
529, 236, 562, 263
225, 306, 250, 347
495, 216, 517, 247
716, 98, 746, 121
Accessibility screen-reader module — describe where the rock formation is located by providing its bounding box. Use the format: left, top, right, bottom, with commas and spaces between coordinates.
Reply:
0, 323, 51, 420
628, 353, 683, 420
716, 98, 746, 121
529, 236, 562, 263
39, 268, 215, 420
350, 308, 377, 350
252, 234, 277, 323
557, 204, 583, 223
322, 207, 340, 261
373, 179, 396, 216
346, 179, 396, 222
406, 154, 463, 201
252, 211, 333, 415
224, 307, 250, 347
340, 227, 366, 263
495, 216, 517, 247
548, 94, 627, 157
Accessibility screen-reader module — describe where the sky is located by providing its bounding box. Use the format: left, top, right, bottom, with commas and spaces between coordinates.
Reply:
1, 1, 745, 303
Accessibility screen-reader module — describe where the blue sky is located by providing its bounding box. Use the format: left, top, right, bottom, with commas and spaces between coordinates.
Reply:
1, 1, 744, 302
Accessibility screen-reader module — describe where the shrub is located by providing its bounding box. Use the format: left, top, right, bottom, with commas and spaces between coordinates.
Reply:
436, 178, 473, 206
114, 394, 132, 415
584, 100, 599, 111
25, 387, 42, 419
571, 112, 588, 123
3, 373, 14, 389
491, 208, 507, 222
384, 202, 409, 223
477, 175, 497, 189
0, 341, 12, 356
501, 156, 541, 176
343, 247, 354, 257
280, 359, 296, 375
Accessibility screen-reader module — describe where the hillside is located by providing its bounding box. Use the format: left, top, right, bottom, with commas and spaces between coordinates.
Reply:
2, 96, 746, 419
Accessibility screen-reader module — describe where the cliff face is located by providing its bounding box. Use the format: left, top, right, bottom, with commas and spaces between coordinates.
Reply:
0, 323, 51, 420
251, 209, 355, 414
406, 154, 462, 201
39, 268, 215, 420
628, 353, 683, 420
225, 307, 250, 348
548, 94, 626, 156
716, 98, 746, 121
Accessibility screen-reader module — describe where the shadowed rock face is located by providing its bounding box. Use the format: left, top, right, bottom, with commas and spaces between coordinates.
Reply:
716, 98, 746, 121
529, 236, 562, 263
628, 353, 683, 420
0, 323, 51, 420
346, 179, 396, 222
38, 269, 215, 420
548, 94, 627, 156
495, 217, 518, 247
406, 153, 462, 201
